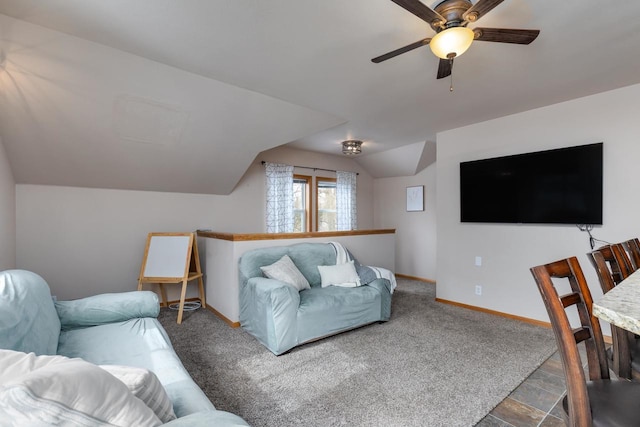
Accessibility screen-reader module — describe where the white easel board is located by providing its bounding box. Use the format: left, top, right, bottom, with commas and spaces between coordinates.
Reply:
142, 234, 192, 279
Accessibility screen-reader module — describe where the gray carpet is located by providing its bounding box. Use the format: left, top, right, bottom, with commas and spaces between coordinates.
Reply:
158, 279, 556, 427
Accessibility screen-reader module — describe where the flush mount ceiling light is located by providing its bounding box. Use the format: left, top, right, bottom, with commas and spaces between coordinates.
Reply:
342, 140, 363, 155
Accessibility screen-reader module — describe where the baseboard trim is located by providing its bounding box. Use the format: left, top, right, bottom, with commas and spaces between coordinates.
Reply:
395, 273, 436, 284
436, 297, 552, 329
164, 289, 614, 343
434, 297, 613, 344
205, 304, 241, 328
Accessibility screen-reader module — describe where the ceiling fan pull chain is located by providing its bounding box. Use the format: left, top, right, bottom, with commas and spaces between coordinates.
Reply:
449, 59, 454, 92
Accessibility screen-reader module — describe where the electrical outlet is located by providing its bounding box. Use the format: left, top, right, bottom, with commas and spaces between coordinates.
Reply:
475, 285, 482, 296
475, 256, 482, 266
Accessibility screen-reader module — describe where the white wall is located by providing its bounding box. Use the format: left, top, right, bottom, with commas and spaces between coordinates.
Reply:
373, 163, 437, 280
436, 83, 640, 323
0, 136, 16, 270
15, 146, 374, 300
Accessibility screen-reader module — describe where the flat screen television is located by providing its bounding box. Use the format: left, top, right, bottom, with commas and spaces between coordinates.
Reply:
460, 142, 603, 225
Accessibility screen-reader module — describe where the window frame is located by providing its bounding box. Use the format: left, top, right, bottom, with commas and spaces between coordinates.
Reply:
293, 174, 311, 233
315, 176, 337, 232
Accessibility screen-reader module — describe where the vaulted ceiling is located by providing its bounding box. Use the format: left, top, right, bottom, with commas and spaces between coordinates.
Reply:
1, 1, 640, 194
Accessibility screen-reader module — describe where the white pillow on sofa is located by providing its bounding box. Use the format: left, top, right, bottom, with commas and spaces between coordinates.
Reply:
317, 261, 362, 288
100, 365, 176, 423
260, 255, 310, 291
0, 349, 161, 426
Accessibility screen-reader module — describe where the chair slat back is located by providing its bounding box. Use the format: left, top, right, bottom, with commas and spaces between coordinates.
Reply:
612, 243, 633, 281
622, 238, 640, 271
587, 245, 628, 294
530, 256, 609, 427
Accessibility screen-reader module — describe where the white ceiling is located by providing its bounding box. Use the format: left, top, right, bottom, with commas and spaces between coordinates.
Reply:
1, 1, 640, 193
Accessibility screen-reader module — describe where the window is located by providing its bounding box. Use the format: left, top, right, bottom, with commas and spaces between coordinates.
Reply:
264, 163, 356, 233
316, 178, 337, 231
293, 175, 311, 232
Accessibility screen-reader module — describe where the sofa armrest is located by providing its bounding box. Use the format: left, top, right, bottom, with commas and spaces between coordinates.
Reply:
365, 278, 392, 321
246, 277, 300, 300
239, 277, 300, 355
55, 291, 160, 330
162, 410, 249, 426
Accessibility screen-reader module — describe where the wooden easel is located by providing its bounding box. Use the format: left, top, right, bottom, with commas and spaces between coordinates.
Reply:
137, 232, 205, 324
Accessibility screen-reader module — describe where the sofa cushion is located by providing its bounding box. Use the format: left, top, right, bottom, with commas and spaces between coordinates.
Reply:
260, 255, 310, 291
100, 364, 176, 423
0, 270, 61, 355
0, 349, 161, 426
57, 317, 214, 418
297, 285, 382, 343
317, 261, 361, 288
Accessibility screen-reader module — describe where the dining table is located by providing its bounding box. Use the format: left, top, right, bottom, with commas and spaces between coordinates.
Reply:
592, 267, 640, 335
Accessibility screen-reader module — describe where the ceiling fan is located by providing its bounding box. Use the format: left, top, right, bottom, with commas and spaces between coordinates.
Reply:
372, 0, 540, 80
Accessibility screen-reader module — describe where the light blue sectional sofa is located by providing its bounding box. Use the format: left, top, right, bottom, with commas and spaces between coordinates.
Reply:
239, 242, 393, 355
0, 269, 249, 426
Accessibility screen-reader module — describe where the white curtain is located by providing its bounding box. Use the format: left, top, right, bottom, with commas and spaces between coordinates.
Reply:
265, 162, 294, 233
336, 171, 357, 231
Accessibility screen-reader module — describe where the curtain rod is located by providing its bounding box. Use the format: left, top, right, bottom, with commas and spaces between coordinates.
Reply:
261, 161, 358, 175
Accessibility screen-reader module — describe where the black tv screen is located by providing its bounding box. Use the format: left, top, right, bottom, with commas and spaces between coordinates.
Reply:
460, 142, 603, 225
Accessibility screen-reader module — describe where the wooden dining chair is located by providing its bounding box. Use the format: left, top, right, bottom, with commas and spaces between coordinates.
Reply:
622, 238, 640, 271
530, 257, 640, 426
588, 244, 633, 291
588, 245, 640, 380
594, 244, 633, 287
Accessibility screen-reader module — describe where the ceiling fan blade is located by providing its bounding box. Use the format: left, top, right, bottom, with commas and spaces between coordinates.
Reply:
473, 28, 540, 44
437, 58, 452, 79
390, 0, 445, 26
371, 38, 431, 63
462, 0, 504, 22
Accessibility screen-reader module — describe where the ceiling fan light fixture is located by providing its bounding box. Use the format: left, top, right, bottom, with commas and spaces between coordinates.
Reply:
342, 140, 363, 155
429, 26, 474, 59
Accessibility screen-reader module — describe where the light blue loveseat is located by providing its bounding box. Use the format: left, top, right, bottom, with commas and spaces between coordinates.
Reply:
239, 242, 393, 355
0, 269, 249, 426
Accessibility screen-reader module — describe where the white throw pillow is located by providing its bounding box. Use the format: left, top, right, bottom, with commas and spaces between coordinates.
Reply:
317, 261, 362, 288
100, 365, 176, 423
260, 255, 311, 291
0, 349, 161, 427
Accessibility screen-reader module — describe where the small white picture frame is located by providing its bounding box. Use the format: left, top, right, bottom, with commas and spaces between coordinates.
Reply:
406, 186, 424, 212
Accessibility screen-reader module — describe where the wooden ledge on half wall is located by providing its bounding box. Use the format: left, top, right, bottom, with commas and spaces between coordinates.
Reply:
197, 228, 396, 241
